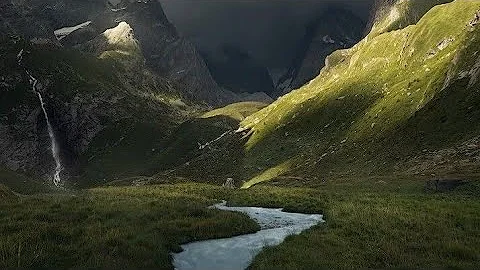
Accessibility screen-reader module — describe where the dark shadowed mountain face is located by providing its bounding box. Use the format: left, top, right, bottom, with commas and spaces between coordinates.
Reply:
159, 1, 373, 95
275, 7, 366, 95
0, 0, 240, 186
202, 44, 275, 95
160, 0, 374, 69
0, 0, 236, 105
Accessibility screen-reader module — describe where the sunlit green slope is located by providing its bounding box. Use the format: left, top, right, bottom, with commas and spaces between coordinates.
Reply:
239, 1, 480, 187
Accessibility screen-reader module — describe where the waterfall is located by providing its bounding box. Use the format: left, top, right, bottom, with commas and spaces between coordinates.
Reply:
198, 130, 233, 150
18, 50, 63, 187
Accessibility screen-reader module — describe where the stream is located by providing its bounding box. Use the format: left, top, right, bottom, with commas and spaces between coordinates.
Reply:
172, 201, 324, 270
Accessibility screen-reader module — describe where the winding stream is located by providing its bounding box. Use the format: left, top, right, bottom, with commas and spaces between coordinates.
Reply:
172, 201, 324, 270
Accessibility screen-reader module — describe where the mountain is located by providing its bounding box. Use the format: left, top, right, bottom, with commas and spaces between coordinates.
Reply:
366, 0, 454, 36
0, 25, 191, 188
274, 7, 365, 96
160, 0, 480, 188
238, 0, 480, 187
0, 0, 248, 188
0, 0, 236, 105
202, 44, 275, 96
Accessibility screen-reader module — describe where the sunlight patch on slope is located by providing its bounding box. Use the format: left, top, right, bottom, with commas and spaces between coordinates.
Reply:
241, 159, 295, 189
237, 1, 480, 186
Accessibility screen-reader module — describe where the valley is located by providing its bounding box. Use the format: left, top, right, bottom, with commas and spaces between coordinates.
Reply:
1, 0, 480, 269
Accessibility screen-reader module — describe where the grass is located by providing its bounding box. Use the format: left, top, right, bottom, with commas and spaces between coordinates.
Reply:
0, 184, 17, 201
0, 167, 47, 195
234, 1, 480, 186
0, 184, 259, 269
1, 178, 479, 269
240, 177, 480, 269
201, 102, 268, 121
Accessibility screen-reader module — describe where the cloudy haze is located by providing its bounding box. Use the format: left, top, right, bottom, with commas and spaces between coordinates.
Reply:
159, 0, 374, 68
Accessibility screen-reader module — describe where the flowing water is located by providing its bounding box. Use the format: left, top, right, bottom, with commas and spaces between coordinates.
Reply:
18, 49, 63, 187
172, 201, 324, 270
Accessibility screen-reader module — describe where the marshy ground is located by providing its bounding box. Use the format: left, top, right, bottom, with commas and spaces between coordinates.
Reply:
1, 177, 479, 269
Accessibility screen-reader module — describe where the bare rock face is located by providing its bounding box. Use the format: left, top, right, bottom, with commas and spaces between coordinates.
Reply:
102, 0, 235, 105
0, 0, 234, 106
0, 0, 245, 187
274, 8, 364, 96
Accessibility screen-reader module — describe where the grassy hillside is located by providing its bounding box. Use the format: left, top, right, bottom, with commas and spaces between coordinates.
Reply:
369, 0, 453, 37
238, 1, 480, 187
201, 102, 267, 121
134, 102, 268, 186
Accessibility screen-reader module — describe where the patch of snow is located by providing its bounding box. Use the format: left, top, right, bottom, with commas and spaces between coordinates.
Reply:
111, 7, 127, 12
103, 21, 136, 46
54, 21, 92, 41
172, 201, 323, 270
322, 35, 336, 44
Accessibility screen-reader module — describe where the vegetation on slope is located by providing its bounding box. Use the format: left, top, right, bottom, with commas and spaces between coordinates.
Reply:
369, 0, 453, 37
0, 183, 17, 201
201, 102, 268, 121
0, 33, 201, 188
238, 1, 480, 187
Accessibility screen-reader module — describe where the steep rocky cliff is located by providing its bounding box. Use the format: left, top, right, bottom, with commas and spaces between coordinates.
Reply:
0, 0, 241, 188
0, 0, 235, 105
0, 24, 195, 187
202, 44, 275, 96
275, 7, 364, 96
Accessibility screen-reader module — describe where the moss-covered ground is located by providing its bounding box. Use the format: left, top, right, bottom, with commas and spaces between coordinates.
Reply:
1, 177, 479, 269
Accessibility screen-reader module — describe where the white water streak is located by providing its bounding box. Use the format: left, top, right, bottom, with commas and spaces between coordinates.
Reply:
19, 49, 63, 187
198, 130, 232, 150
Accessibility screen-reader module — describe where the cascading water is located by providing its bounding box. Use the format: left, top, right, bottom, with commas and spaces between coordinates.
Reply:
18, 49, 63, 187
